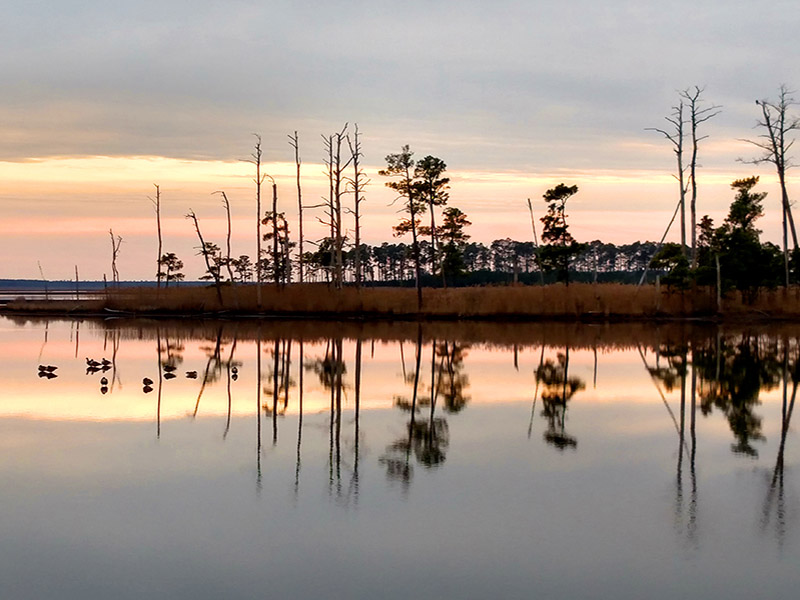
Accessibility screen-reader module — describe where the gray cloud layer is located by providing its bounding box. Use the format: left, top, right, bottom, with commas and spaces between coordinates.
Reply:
2, 0, 799, 170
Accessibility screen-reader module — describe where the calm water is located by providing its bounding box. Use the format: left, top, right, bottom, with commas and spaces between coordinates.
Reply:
2, 316, 799, 599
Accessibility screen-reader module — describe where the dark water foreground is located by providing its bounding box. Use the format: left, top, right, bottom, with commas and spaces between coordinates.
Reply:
2, 316, 799, 599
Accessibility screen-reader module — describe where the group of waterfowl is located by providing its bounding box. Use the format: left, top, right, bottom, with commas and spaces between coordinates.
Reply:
36, 357, 240, 393
140, 364, 228, 393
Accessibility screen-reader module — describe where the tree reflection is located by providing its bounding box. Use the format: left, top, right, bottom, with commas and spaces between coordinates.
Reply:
535, 348, 584, 450
693, 334, 781, 457
437, 340, 471, 414
761, 341, 798, 546
263, 338, 294, 445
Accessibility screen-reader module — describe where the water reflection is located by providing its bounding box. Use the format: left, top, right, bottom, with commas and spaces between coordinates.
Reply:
3, 316, 800, 598
535, 347, 584, 450
5, 318, 800, 532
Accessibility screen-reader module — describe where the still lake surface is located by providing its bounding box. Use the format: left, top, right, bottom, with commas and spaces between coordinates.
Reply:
2, 316, 799, 599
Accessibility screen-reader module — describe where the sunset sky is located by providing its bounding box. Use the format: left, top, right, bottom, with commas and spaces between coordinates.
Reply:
2, 0, 799, 281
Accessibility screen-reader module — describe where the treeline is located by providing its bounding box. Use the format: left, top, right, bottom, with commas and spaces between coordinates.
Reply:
272, 239, 660, 285
99, 85, 798, 305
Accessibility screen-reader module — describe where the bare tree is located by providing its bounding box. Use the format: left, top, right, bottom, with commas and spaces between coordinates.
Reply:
347, 124, 369, 287
742, 85, 800, 285
288, 131, 305, 283
150, 184, 163, 287
245, 135, 267, 305
186, 209, 223, 303
109, 228, 122, 285
322, 124, 352, 288
216, 191, 236, 284
648, 99, 689, 258
681, 86, 721, 268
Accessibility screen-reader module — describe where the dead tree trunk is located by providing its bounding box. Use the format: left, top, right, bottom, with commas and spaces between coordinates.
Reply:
151, 184, 163, 287
218, 191, 236, 284
682, 86, 721, 269
186, 209, 223, 304
648, 100, 688, 259
347, 125, 368, 288
247, 135, 266, 306
109, 229, 122, 285
743, 86, 800, 285
289, 131, 304, 283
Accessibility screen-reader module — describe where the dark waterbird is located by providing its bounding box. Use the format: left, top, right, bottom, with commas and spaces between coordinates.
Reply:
143, 385, 153, 394
38, 365, 57, 372
164, 372, 177, 380
38, 371, 57, 379
86, 358, 101, 368
163, 365, 177, 373
100, 376, 108, 386
186, 371, 198, 379
142, 377, 154, 386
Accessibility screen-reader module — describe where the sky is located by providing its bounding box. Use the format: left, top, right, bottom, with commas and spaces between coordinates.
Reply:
2, 0, 800, 281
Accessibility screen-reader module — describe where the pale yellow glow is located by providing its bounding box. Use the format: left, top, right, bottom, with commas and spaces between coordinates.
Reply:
3, 321, 763, 423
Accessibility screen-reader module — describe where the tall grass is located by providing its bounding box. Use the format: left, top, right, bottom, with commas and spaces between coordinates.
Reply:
6, 282, 800, 320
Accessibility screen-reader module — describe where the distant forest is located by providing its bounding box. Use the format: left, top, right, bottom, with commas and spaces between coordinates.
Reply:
291, 239, 659, 286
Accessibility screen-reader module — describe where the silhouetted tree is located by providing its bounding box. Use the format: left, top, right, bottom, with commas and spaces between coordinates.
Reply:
438, 207, 471, 283
347, 125, 368, 287
681, 86, 721, 267
150, 184, 163, 287
415, 155, 450, 282
186, 209, 223, 302
381, 145, 425, 307
649, 98, 688, 258
539, 184, 585, 284
743, 85, 800, 285
288, 131, 305, 283
157, 252, 184, 286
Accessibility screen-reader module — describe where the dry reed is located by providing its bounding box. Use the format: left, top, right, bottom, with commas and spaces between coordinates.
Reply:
5, 282, 800, 321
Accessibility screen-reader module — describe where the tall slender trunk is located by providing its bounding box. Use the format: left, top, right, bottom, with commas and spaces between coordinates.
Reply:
289, 131, 304, 283
253, 136, 264, 308
220, 191, 236, 284
154, 184, 162, 287
269, 181, 278, 286
186, 210, 223, 303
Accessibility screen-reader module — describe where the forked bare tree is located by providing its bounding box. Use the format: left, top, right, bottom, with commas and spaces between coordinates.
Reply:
322, 124, 352, 288
681, 87, 721, 268
186, 209, 223, 303
245, 134, 267, 305
347, 124, 369, 287
742, 85, 800, 286
108, 228, 122, 285
648, 99, 689, 258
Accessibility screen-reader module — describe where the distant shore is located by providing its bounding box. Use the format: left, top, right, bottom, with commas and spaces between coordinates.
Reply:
3, 282, 800, 322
